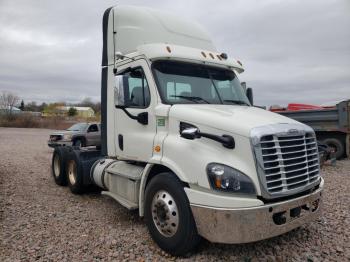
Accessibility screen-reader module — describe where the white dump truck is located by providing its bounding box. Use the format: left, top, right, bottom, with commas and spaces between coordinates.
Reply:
51, 6, 323, 255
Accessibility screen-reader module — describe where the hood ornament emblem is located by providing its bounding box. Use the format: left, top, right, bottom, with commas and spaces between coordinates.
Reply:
287, 129, 299, 135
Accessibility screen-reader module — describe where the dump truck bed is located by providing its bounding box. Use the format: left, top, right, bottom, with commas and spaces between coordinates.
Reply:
275, 100, 350, 158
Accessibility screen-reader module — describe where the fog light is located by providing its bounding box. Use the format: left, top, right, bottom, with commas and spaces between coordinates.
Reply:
290, 207, 301, 218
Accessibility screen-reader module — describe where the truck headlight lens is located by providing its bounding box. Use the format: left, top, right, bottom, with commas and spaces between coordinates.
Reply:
207, 163, 256, 194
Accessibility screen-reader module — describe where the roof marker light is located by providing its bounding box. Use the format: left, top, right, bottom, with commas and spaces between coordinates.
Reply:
220, 53, 228, 60
201, 51, 207, 58
209, 53, 215, 59
216, 54, 222, 61
166, 46, 171, 53
237, 60, 243, 66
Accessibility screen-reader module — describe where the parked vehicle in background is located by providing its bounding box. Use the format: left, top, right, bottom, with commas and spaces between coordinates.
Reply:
273, 100, 350, 159
318, 141, 336, 167
48, 122, 101, 148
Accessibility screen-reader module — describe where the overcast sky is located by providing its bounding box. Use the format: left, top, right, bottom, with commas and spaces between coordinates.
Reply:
0, 0, 349, 106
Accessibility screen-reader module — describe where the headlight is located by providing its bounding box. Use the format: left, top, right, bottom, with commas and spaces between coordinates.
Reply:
63, 134, 72, 140
207, 163, 256, 194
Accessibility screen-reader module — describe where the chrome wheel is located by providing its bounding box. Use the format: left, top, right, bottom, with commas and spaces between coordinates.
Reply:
151, 190, 179, 237
67, 160, 77, 185
53, 154, 60, 178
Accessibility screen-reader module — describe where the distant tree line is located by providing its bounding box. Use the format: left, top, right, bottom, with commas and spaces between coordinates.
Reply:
0, 93, 101, 114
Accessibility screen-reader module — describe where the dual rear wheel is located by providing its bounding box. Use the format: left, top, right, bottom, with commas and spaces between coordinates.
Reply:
51, 147, 85, 194
51, 149, 200, 255
51, 147, 67, 186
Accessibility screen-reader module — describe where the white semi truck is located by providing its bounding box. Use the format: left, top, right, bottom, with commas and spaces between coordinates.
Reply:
51, 6, 324, 256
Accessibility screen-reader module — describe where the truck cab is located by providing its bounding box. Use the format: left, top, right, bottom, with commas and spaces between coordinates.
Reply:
51, 5, 323, 256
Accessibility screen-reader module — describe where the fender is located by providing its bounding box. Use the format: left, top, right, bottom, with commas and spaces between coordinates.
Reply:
138, 161, 189, 217
138, 164, 153, 217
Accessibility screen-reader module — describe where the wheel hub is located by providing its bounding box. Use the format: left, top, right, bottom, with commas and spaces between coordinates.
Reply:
68, 160, 77, 185
151, 190, 179, 237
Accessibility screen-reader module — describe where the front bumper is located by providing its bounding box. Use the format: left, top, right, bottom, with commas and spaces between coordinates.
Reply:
48, 140, 72, 148
190, 178, 323, 244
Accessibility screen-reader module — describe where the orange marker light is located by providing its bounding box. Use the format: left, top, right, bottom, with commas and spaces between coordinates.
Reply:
154, 145, 161, 152
215, 178, 221, 188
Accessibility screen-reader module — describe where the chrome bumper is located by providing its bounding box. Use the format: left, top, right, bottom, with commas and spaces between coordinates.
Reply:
191, 178, 323, 244
47, 140, 72, 148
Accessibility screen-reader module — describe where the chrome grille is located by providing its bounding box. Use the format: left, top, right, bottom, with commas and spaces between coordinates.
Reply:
50, 135, 63, 141
258, 132, 320, 194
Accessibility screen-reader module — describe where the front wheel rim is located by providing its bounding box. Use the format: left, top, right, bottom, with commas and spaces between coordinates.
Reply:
151, 190, 179, 237
67, 160, 77, 185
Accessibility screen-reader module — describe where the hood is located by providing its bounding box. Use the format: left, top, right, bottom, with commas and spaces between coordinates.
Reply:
51, 130, 75, 136
169, 104, 302, 137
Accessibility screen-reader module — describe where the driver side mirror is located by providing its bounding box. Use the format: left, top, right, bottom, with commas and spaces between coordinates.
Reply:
114, 75, 128, 108
246, 87, 253, 105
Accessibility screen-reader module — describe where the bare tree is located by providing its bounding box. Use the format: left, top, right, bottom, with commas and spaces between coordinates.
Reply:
0, 91, 19, 116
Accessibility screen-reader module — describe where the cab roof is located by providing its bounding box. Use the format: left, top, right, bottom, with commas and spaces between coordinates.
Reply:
104, 6, 244, 73
112, 5, 215, 54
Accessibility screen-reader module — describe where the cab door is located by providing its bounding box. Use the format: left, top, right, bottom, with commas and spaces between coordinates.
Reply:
114, 59, 157, 162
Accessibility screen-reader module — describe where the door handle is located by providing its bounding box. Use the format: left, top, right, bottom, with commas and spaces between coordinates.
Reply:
118, 134, 124, 150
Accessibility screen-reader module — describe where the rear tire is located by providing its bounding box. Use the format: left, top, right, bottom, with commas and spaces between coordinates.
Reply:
66, 151, 85, 194
51, 147, 68, 186
144, 172, 201, 256
322, 137, 344, 159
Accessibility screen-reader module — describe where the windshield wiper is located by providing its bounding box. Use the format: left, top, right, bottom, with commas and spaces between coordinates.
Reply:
171, 95, 210, 104
224, 99, 250, 106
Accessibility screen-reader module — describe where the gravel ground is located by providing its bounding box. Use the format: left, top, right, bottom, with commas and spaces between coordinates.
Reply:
0, 127, 349, 261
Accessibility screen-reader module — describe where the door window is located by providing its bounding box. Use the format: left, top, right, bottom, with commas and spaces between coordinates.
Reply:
120, 68, 151, 108
88, 124, 98, 132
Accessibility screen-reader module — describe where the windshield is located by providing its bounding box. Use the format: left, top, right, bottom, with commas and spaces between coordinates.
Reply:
152, 61, 250, 105
67, 123, 88, 131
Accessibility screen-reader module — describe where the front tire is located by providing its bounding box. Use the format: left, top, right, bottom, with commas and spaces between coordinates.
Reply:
144, 172, 201, 256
